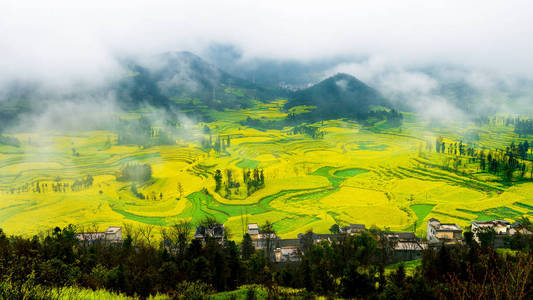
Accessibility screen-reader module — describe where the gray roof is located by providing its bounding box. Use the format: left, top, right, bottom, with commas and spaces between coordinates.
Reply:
279, 239, 301, 248
346, 224, 366, 229
384, 231, 418, 241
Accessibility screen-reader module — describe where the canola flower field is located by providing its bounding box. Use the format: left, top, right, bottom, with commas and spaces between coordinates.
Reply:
0, 100, 532, 239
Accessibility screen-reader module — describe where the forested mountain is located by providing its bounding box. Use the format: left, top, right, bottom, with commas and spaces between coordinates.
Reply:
285, 73, 393, 119
119, 51, 290, 110
0, 52, 291, 129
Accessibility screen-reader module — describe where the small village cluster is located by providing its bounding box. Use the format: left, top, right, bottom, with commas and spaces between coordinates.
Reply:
76, 218, 532, 263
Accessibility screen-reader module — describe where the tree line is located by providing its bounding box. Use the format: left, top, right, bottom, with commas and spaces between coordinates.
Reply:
3, 175, 95, 195
200, 133, 231, 153
118, 163, 152, 183
0, 221, 531, 299
435, 137, 532, 182
514, 119, 533, 137
116, 116, 176, 148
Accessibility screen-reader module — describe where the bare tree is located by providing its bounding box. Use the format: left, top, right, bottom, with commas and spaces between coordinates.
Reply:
138, 224, 156, 247
122, 222, 141, 246
261, 221, 277, 264
177, 182, 184, 199
161, 221, 191, 255
439, 252, 532, 300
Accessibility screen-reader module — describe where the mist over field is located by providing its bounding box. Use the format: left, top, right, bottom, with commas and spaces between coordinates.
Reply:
1, 0, 533, 126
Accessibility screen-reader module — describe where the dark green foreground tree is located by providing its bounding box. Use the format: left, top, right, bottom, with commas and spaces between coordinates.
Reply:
0, 222, 531, 299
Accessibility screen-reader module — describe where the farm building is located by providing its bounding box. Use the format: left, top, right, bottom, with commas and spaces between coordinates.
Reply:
195, 223, 225, 244
471, 220, 531, 248
247, 223, 279, 249
76, 226, 122, 244
381, 231, 425, 261
297, 232, 344, 244
340, 223, 366, 235
247, 223, 260, 235
274, 239, 301, 262
426, 218, 462, 245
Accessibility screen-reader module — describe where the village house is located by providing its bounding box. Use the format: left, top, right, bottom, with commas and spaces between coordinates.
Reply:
470, 219, 531, 248
76, 226, 123, 244
195, 223, 225, 244
247, 223, 279, 249
297, 232, 344, 244
381, 231, 425, 261
426, 218, 463, 245
247, 223, 301, 261
509, 221, 533, 235
274, 239, 301, 262
247, 223, 260, 236
340, 223, 366, 235
471, 220, 510, 247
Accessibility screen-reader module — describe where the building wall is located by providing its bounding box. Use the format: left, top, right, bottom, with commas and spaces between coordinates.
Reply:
427, 223, 437, 241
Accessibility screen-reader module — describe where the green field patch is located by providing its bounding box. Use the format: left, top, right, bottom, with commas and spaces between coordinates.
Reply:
178, 191, 270, 225
334, 168, 369, 178
457, 206, 526, 221
179, 192, 231, 223
357, 141, 389, 151
285, 188, 335, 205
311, 166, 344, 187
385, 259, 421, 276
112, 208, 168, 226
236, 158, 260, 169
258, 190, 308, 211
514, 202, 533, 211
431, 211, 471, 221
410, 204, 436, 226
274, 216, 320, 234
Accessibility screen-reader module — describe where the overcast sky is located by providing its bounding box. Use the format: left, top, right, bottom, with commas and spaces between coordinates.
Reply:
1, 0, 533, 86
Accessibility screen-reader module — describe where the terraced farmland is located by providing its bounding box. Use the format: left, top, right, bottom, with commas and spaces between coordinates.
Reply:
0, 101, 532, 240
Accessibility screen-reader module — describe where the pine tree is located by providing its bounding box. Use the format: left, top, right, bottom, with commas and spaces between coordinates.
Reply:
241, 233, 255, 260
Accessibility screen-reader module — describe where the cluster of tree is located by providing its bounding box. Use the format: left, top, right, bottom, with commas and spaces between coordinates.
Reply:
71, 148, 80, 157
372, 109, 403, 127
292, 125, 325, 139
435, 137, 475, 156
480, 142, 531, 181
239, 116, 289, 131
33, 176, 93, 193
116, 117, 175, 147
513, 140, 531, 160
514, 119, 533, 137
130, 184, 145, 200
240, 108, 403, 135
200, 134, 231, 153
0, 134, 20, 147
242, 168, 265, 196
4, 182, 32, 194
213, 168, 265, 198
70, 175, 94, 192
4, 176, 97, 195
0, 221, 531, 299
435, 137, 532, 181
118, 163, 152, 183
